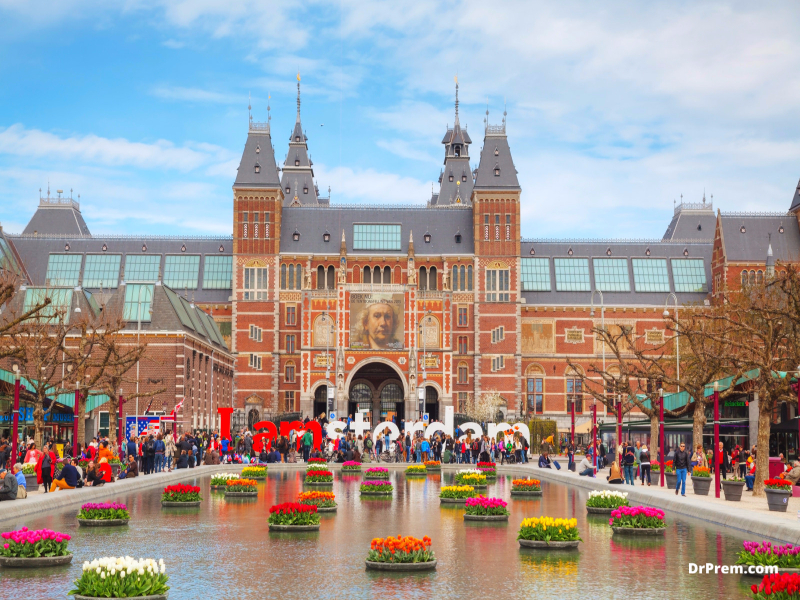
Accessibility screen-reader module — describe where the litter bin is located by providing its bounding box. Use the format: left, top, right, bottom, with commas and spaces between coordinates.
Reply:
769, 456, 786, 479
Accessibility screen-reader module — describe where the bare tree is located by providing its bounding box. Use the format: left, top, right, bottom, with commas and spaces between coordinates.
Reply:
0, 271, 52, 361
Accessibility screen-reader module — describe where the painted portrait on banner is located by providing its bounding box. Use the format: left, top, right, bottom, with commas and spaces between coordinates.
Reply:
350, 293, 404, 350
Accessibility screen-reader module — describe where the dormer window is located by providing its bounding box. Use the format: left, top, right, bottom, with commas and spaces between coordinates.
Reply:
254, 163, 261, 173
494, 167, 500, 176
568, 248, 573, 256
142, 244, 147, 252
286, 186, 290, 193
740, 225, 746, 233
683, 248, 689, 256
219, 245, 224, 252
462, 175, 467, 182
293, 230, 300, 241
449, 174, 454, 182
780, 225, 785, 234
529, 248, 535, 255
323, 231, 330, 242
256, 145, 260, 154
494, 146, 499, 156
455, 233, 462, 244
181, 244, 186, 253
645, 248, 651, 256
606, 248, 612, 256
295, 136, 300, 142
697, 224, 702, 231
424, 232, 431, 243
454, 146, 460, 157
102, 244, 107, 252
65, 243, 70, 252
303, 186, 308, 194
295, 158, 300, 166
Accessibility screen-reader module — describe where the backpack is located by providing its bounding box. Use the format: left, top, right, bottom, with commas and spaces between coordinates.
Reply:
472, 440, 480, 453
365, 439, 373, 449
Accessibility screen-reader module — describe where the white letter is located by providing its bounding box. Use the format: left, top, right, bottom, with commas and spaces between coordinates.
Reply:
326, 420, 346, 440
458, 422, 483, 441
487, 422, 513, 441
352, 410, 370, 439
373, 420, 400, 444
425, 405, 454, 440
721, 566, 728, 574
705, 563, 714, 574
689, 563, 697, 574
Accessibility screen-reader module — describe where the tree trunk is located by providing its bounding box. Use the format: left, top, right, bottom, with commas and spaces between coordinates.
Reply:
692, 398, 706, 452
76, 396, 87, 448
33, 399, 45, 448
107, 395, 119, 450
650, 412, 660, 453
753, 405, 772, 497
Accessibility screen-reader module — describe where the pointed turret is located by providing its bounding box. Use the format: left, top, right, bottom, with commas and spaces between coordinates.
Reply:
432, 77, 474, 206
280, 74, 320, 206
473, 102, 520, 191
233, 95, 280, 190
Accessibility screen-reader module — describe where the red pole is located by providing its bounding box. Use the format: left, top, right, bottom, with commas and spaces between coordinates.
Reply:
11, 374, 20, 465
660, 390, 665, 488
73, 387, 80, 457
570, 401, 575, 448
617, 398, 623, 453
592, 403, 597, 476
714, 385, 720, 499
118, 395, 125, 457
796, 379, 800, 462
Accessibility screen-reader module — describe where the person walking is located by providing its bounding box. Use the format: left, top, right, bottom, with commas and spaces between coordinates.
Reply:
302, 429, 313, 463
164, 434, 176, 471
674, 442, 691, 496
622, 443, 636, 485
36, 443, 57, 494
639, 445, 651, 486
154, 434, 166, 473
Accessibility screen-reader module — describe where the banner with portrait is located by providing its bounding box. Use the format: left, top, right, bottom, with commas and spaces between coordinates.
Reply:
349, 293, 404, 350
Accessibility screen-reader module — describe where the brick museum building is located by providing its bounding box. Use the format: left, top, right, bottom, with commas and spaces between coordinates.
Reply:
2, 80, 800, 439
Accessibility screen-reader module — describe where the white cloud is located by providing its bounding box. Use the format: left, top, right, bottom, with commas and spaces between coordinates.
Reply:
151, 85, 242, 104
375, 139, 437, 163
314, 163, 431, 205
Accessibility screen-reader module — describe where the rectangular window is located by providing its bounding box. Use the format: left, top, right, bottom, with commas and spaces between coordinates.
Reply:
284, 391, 295, 412
286, 305, 296, 326
554, 258, 591, 292
253, 212, 259, 239
98, 411, 109, 437
457, 306, 468, 327
457, 392, 467, 413
23, 288, 73, 323
285, 363, 295, 382
264, 213, 270, 239
249, 325, 262, 342
124, 255, 161, 283
521, 258, 550, 291
203, 255, 232, 289
527, 378, 544, 414
286, 334, 296, 354
83, 254, 121, 288
123, 284, 154, 322
491, 356, 505, 371
458, 364, 468, 384
164, 255, 200, 289
45, 254, 82, 287
486, 269, 510, 302
567, 379, 583, 413
593, 258, 630, 292
484, 215, 489, 240
631, 259, 670, 292
672, 258, 708, 293
505, 214, 511, 240
243, 267, 268, 300
249, 354, 262, 370
458, 336, 468, 355
353, 224, 401, 251
491, 326, 505, 344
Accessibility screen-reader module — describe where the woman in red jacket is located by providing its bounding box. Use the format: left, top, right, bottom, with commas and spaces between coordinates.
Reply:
97, 458, 113, 483
35, 443, 57, 493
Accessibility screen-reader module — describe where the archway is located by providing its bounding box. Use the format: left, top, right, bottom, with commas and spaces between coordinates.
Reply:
424, 385, 439, 421
346, 361, 406, 426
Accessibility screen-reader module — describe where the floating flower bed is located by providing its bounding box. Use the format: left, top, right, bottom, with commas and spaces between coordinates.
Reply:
161, 484, 201, 507
406, 465, 427, 476
517, 517, 581, 549
224, 479, 258, 497
0, 527, 73, 567
737, 541, 800, 571
439, 485, 475, 501
511, 478, 541, 495
342, 461, 362, 472
477, 462, 497, 476
305, 469, 334, 484
268, 503, 320, 531
210, 473, 238, 487
298, 491, 337, 511
366, 536, 436, 571
455, 470, 487, 487
424, 460, 441, 469
609, 506, 666, 535
360, 481, 393, 495
750, 573, 800, 598
241, 466, 267, 479
306, 457, 327, 468
364, 467, 390, 479
77, 503, 130, 527
68, 557, 168, 599
586, 490, 629, 514
464, 496, 509, 521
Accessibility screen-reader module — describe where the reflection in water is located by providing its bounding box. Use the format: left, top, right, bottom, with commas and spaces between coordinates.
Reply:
11, 469, 759, 600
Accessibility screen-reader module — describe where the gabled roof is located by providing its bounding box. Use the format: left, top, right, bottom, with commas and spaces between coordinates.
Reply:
719, 213, 800, 263
23, 194, 90, 236
663, 201, 716, 240
233, 126, 280, 189
473, 124, 520, 191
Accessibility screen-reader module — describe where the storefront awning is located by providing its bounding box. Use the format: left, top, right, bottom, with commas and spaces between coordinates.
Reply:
0, 368, 110, 412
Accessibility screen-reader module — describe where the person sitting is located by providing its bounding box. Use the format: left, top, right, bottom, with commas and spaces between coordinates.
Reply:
97, 458, 113, 483
86, 461, 104, 486
98, 441, 114, 463
745, 458, 756, 491
607, 461, 624, 484
50, 459, 79, 492
0, 467, 18, 501
259, 448, 269, 463
538, 451, 552, 468
784, 461, 800, 485
13, 463, 26, 490
578, 456, 594, 477
119, 455, 138, 480
175, 450, 189, 469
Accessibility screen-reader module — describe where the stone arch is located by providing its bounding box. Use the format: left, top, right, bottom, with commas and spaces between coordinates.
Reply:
525, 363, 546, 377
344, 357, 408, 398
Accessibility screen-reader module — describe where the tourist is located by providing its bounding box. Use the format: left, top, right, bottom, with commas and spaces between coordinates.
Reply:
744, 458, 756, 490
538, 450, 560, 469
691, 444, 708, 469
121, 454, 138, 479
278, 436, 289, 463
717, 442, 730, 484
98, 440, 114, 463
0, 467, 18, 501
454, 438, 462, 463
514, 437, 523, 463
13, 463, 25, 490
578, 455, 594, 476
164, 433, 176, 471
738, 446, 750, 478
154, 433, 166, 473
97, 458, 114, 483
50, 459, 79, 492
302, 429, 313, 462
622, 443, 636, 485
607, 461, 624, 484
673, 442, 691, 497
639, 445, 651, 486
404, 432, 412, 462
36, 442, 57, 494
785, 461, 800, 486
599, 440, 607, 467
86, 462, 104, 487
176, 450, 189, 469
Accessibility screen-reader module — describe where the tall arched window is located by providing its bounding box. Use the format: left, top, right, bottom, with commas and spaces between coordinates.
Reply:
327, 265, 335, 289
285, 361, 295, 382
295, 264, 302, 290
373, 266, 381, 284
457, 362, 468, 384
419, 267, 427, 290
281, 264, 287, 289
467, 265, 473, 290
741, 270, 748, 288
749, 270, 756, 285
364, 266, 372, 283
526, 364, 545, 415
429, 266, 437, 290
384, 266, 391, 284
317, 265, 325, 289
350, 383, 372, 413
452, 265, 459, 291
757, 270, 764, 284
288, 264, 295, 290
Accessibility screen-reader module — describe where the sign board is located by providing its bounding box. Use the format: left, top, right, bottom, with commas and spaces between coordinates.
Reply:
423, 413, 430, 425
327, 386, 335, 416
125, 416, 160, 440
417, 388, 425, 417
329, 412, 336, 421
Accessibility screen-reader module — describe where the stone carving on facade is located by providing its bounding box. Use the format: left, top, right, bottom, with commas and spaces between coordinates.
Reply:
303, 266, 312, 290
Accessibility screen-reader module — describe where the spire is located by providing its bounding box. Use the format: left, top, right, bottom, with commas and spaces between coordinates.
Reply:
454, 75, 460, 127
296, 72, 301, 124
340, 229, 347, 255
408, 230, 415, 257
267, 93, 271, 130
248, 91, 252, 125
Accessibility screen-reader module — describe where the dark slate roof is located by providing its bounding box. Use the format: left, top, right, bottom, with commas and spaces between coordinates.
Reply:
473, 127, 520, 190
434, 157, 474, 206
720, 213, 800, 263
441, 125, 472, 146
663, 204, 716, 240
280, 121, 319, 206
280, 205, 475, 255
233, 127, 280, 189
23, 200, 91, 236
519, 239, 712, 306
6, 234, 232, 303
790, 178, 800, 213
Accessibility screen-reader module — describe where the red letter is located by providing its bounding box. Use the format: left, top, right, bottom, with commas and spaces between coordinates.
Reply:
252, 421, 277, 452
280, 420, 322, 450
217, 407, 234, 440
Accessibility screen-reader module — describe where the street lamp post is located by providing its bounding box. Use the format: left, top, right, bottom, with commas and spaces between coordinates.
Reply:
592, 402, 598, 476
570, 400, 575, 448
713, 380, 720, 499
73, 382, 80, 455
417, 305, 432, 421
659, 387, 665, 488
796, 366, 800, 462
321, 307, 336, 419
118, 392, 126, 457
11, 367, 20, 465
664, 293, 680, 392
617, 393, 623, 450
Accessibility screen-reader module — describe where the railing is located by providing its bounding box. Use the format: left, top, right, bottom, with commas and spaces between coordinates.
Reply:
40, 196, 80, 210
348, 283, 405, 293
674, 201, 713, 214
7, 233, 233, 240
310, 289, 337, 297
521, 237, 710, 244
720, 211, 791, 217
485, 124, 506, 135
249, 121, 270, 132
285, 203, 471, 211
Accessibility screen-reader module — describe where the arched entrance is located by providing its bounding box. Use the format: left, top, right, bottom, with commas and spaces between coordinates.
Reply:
313, 386, 329, 420
347, 361, 406, 425
424, 386, 439, 421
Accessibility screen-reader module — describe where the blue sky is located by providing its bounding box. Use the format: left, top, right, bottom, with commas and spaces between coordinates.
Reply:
1, 1, 799, 239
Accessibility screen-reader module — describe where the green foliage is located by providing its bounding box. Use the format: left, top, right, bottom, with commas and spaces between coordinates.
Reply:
527, 418, 558, 453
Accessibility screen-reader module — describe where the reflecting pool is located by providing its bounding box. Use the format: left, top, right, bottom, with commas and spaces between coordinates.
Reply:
7, 469, 758, 599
